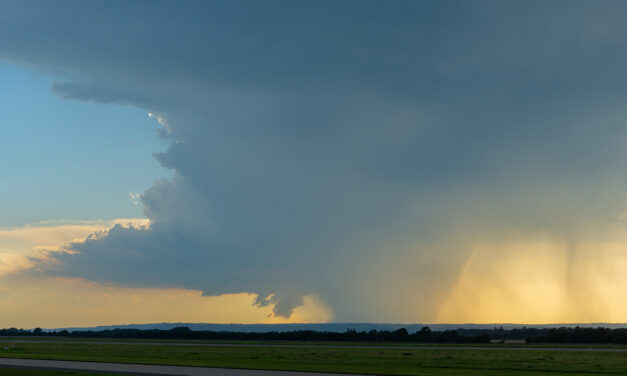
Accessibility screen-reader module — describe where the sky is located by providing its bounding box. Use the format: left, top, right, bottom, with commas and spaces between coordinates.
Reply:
1, 0, 627, 328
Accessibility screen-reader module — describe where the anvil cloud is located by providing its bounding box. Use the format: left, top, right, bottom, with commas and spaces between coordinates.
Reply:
2, 0, 627, 321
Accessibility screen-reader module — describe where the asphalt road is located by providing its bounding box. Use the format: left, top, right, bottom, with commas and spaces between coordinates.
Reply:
0, 358, 365, 376
1, 339, 627, 352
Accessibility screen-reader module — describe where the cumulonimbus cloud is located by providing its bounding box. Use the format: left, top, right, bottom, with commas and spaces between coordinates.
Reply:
2, 0, 627, 321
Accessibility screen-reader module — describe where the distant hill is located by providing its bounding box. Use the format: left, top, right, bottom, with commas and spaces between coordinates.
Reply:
45, 322, 627, 333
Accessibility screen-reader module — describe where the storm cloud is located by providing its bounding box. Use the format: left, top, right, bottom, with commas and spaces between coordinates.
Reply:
3, 0, 627, 320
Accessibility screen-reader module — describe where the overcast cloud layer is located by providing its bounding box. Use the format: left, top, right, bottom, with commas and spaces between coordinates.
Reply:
2, 0, 627, 321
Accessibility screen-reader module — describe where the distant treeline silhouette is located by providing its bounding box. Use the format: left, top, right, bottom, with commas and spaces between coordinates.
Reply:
1, 326, 626, 344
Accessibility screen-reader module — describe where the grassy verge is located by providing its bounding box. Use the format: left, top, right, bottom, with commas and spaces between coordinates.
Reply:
0, 368, 133, 376
0, 342, 626, 375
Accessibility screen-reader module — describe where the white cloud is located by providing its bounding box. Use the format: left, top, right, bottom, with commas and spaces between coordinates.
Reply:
128, 192, 141, 206
148, 112, 171, 132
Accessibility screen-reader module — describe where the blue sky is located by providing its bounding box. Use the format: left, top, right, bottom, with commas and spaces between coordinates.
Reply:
0, 62, 169, 226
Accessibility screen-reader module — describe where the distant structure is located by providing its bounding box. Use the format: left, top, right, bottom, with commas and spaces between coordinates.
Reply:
491, 339, 526, 344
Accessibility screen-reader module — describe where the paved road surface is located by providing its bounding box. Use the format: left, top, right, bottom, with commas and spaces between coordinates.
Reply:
0, 358, 365, 376
1, 339, 626, 352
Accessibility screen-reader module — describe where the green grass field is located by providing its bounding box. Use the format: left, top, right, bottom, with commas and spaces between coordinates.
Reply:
1, 336, 626, 349
0, 341, 626, 375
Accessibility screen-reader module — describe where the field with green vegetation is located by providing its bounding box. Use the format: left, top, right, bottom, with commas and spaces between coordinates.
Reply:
2, 336, 627, 349
0, 341, 626, 375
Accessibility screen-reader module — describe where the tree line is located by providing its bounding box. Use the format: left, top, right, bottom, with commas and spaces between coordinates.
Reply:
0, 326, 625, 344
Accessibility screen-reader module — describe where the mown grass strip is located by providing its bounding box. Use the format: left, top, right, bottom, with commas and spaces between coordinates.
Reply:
0, 342, 626, 376
0, 368, 134, 376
